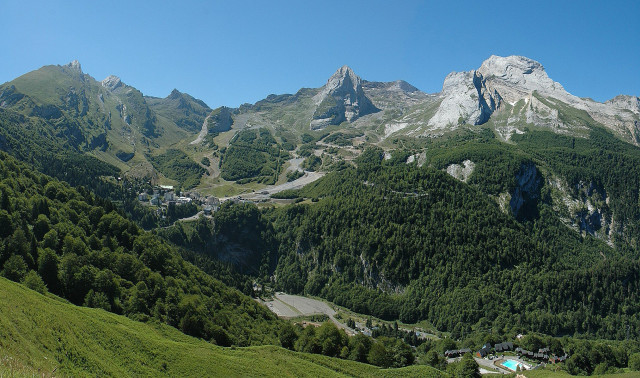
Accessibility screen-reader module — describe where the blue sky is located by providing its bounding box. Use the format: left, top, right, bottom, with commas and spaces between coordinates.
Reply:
2, 0, 638, 107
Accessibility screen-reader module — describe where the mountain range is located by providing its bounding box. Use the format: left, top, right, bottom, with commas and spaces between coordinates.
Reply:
3, 55, 638, 241
2, 55, 640, 375
214, 55, 640, 144
2, 55, 638, 163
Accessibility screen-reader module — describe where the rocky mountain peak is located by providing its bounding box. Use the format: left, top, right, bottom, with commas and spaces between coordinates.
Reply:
310, 65, 379, 129
101, 75, 124, 91
325, 65, 359, 92
605, 95, 640, 114
168, 88, 183, 99
428, 55, 575, 129
422, 55, 640, 144
65, 60, 82, 73
479, 55, 543, 78
477, 55, 567, 101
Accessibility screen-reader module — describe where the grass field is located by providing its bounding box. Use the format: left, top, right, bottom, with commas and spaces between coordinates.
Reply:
0, 277, 444, 377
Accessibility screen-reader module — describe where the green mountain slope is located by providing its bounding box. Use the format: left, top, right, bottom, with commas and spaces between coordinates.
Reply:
266, 142, 640, 339
0, 108, 119, 188
0, 277, 444, 377
146, 89, 212, 133
0, 61, 200, 179
0, 151, 280, 346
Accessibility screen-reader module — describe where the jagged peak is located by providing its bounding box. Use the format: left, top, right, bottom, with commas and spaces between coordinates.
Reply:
101, 75, 123, 91
64, 60, 82, 73
313, 65, 363, 102
324, 65, 360, 90
331, 65, 356, 78
168, 88, 183, 99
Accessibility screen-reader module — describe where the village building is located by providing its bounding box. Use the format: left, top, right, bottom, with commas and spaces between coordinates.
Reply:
495, 342, 514, 352
445, 349, 471, 358
476, 343, 492, 358
176, 196, 192, 205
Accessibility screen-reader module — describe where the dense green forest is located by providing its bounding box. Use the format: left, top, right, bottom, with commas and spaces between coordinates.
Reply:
0, 152, 281, 346
423, 127, 640, 250
0, 151, 425, 371
0, 109, 119, 188
511, 128, 640, 251
260, 136, 640, 340
220, 128, 289, 184
149, 127, 640, 344
147, 149, 206, 189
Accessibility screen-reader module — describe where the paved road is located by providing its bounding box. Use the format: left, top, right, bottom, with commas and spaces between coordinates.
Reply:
177, 210, 205, 222
221, 170, 324, 202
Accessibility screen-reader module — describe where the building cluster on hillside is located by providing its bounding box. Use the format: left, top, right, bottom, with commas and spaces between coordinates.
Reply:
137, 185, 220, 213
462, 341, 569, 365
476, 342, 503, 358
444, 348, 472, 358
445, 341, 567, 365
515, 347, 567, 363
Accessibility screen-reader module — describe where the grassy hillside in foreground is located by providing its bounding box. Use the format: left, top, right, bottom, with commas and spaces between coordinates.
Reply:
0, 277, 444, 377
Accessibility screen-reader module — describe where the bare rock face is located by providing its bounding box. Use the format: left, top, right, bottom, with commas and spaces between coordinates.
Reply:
101, 75, 124, 91
478, 55, 569, 104
428, 71, 501, 128
207, 106, 233, 133
446, 160, 475, 182
605, 95, 640, 114
310, 66, 379, 129
509, 162, 542, 221
426, 55, 640, 144
429, 55, 567, 128
65, 60, 83, 73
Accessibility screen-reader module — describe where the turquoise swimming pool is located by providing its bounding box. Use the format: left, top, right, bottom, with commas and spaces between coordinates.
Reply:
501, 359, 527, 371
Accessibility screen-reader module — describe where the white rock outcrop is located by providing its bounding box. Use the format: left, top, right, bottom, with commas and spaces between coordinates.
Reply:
65, 60, 82, 73
605, 95, 640, 114
102, 75, 124, 91
426, 55, 640, 144
446, 160, 475, 182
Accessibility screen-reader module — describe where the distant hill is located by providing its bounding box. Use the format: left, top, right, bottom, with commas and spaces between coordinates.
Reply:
0, 61, 207, 184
